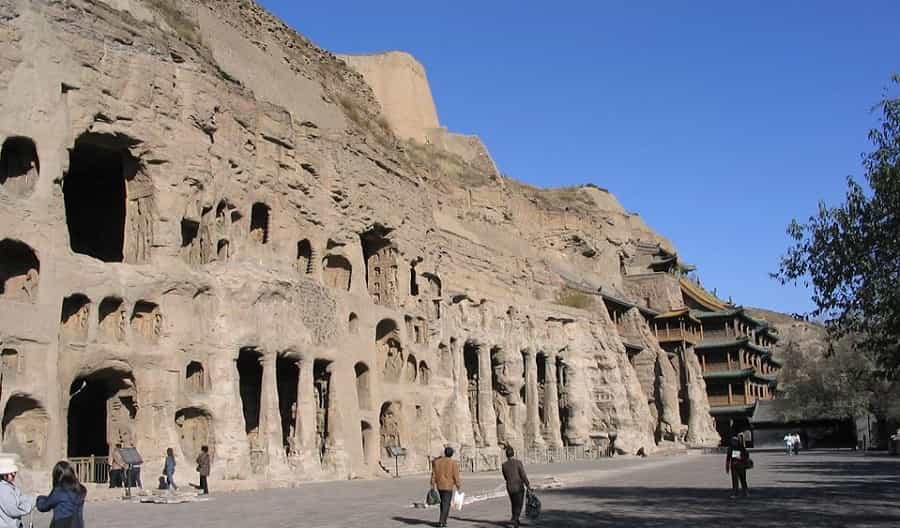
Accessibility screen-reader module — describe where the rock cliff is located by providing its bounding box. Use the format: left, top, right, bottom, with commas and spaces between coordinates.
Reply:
1, 0, 721, 488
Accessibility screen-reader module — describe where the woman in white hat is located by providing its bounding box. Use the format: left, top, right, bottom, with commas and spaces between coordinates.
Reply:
0, 454, 35, 528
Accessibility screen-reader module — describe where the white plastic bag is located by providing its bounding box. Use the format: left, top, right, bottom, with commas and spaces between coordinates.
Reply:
451, 490, 465, 511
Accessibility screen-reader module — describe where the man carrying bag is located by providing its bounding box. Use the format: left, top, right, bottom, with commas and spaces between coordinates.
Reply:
501, 446, 531, 527
430, 447, 462, 527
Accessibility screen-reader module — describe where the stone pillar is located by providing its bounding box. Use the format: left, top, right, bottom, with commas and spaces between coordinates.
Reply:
296, 358, 317, 453
523, 350, 544, 448
323, 365, 349, 476
260, 354, 286, 470
477, 343, 498, 447
543, 351, 563, 448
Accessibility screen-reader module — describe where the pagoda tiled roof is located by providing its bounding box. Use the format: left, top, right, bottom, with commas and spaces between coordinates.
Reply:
703, 368, 754, 380
654, 308, 701, 324
709, 403, 757, 417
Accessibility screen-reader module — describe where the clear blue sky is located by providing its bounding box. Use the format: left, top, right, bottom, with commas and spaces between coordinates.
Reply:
259, 0, 899, 315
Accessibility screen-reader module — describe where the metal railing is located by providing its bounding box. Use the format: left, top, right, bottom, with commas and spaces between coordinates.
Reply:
70, 456, 110, 484
457, 445, 605, 472
523, 445, 603, 465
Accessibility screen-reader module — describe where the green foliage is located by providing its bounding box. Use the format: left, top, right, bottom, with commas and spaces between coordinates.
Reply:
775, 76, 900, 376
775, 338, 900, 421
775, 340, 873, 420
554, 286, 594, 310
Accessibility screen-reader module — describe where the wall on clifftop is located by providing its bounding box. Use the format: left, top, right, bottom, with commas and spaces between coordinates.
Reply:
338, 52, 440, 143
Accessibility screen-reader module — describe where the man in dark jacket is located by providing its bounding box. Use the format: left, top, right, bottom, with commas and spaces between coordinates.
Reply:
725, 436, 750, 498
501, 446, 530, 527
196, 445, 211, 495
431, 447, 462, 527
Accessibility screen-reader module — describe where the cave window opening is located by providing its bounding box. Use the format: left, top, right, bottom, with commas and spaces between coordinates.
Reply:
313, 359, 333, 462
276, 356, 299, 454
67, 370, 135, 460
464, 342, 480, 427
64, 133, 136, 262
296, 239, 312, 274
236, 348, 263, 437
250, 203, 270, 244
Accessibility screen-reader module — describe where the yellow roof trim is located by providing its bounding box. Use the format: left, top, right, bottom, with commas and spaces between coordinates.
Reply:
680, 277, 729, 311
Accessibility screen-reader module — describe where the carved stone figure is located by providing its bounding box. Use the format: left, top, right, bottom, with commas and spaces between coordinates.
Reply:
379, 402, 401, 455
383, 339, 404, 382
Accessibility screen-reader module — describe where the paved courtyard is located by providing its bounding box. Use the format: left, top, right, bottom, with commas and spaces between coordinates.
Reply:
34, 451, 900, 527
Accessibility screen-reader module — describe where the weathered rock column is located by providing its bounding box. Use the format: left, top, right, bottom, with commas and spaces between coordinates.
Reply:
477, 343, 498, 447
523, 349, 544, 448
323, 364, 349, 476
296, 358, 317, 453
259, 354, 281, 471
543, 351, 564, 448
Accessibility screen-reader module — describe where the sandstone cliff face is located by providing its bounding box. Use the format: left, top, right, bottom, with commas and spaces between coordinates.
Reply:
0, 0, 716, 488
338, 52, 440, 144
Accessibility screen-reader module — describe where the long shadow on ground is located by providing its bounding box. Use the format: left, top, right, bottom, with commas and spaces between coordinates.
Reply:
532, 454, 900, 528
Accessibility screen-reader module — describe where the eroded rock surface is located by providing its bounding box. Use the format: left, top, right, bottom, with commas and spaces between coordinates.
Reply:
1, 0, 745, 486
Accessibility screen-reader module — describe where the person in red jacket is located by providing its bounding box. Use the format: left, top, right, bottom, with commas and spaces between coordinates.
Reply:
725, 436, 750, 498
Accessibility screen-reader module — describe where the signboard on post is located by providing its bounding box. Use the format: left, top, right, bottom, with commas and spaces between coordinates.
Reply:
118, 447, 143, 466
387, 447, 407, 478
117, 448, 143, 499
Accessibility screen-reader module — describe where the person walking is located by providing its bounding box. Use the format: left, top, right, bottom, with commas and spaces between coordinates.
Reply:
792, 432, 802, 455
163, 448, 177, 492
196, 446, 211, 495
725, 436, 750, 498
0, 454, 35, 528
783, 432, 794, 456
501, 446, 531, 528
36, 461, 86, 528
109, 443, 125, 488
430, 447, 462, 528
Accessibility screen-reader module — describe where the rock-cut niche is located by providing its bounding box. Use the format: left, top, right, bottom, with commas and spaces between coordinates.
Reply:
64, 132, 153, 263
2, 395, 48, 468
0, 136, 39, 197
360, 227, 399, 307
323, 255, 352, 291
98, 297, 127, 343
250, 203, 270, 245
376, 319, 403, 383
1, 349, 20, 382
60, 294, 91, 343
275, 355, 299, 455
186, 361, 206, 393
379, 401, 402, 458
0, 239, 39, 302
236, 347, 263, 453
354, 362, 371, 410
131, 301, 161, 344
296, 239, 313, 274
175, 407, 212, 464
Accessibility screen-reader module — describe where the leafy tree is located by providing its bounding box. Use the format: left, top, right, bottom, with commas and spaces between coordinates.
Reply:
775, 75, 900, 376
774, 339, 893, 421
